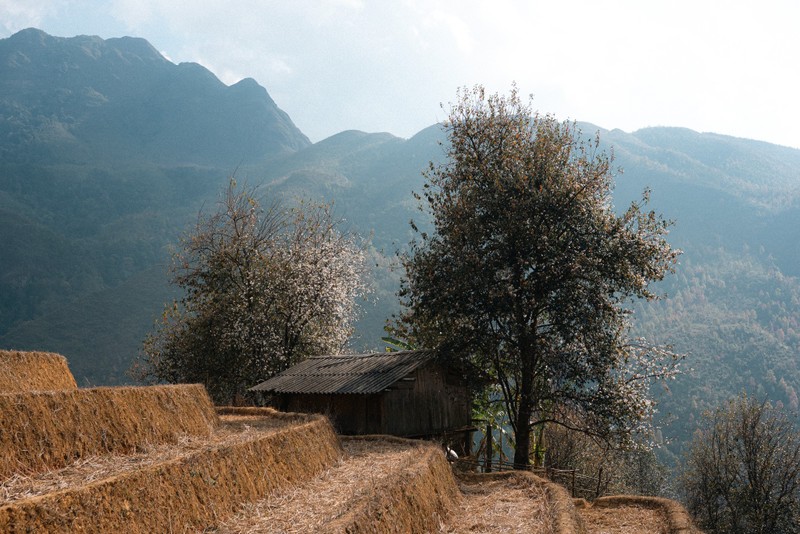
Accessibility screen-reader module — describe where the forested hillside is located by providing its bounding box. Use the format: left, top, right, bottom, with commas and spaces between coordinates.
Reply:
0, 29, 308, 383
2, 30, 800, 460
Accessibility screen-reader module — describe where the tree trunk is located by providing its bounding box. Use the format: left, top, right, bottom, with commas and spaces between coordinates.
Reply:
514, 335, 535, 469
514, 399, 532, 468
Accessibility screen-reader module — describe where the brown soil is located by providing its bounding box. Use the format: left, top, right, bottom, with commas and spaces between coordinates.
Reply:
580, 504, 670, 534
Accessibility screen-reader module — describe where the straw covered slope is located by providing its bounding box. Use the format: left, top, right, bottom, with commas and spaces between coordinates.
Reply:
577, 495, 700, 534
0, 350, 77, 392
214, 437, 590, 534
0, 384, 218, 479
0, 351, 694, 532
450, 471, 584, 534
0, 410, 342, 533
216, 436, 460, 533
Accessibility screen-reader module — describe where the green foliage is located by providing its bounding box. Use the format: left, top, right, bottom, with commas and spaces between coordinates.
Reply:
395, 85, 681, 468
132, 179, 369, 403
681, 394, 800, 533
471, 385, 517, 465
634, 247, 800, 463
380, 336, 415, 352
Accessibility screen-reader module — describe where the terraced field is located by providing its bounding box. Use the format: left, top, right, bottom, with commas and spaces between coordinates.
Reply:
1, 350, 698, 533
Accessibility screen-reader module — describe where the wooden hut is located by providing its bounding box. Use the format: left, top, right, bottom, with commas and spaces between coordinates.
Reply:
249, 350, 471, 447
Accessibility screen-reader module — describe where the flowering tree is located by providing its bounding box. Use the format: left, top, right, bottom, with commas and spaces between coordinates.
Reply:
134, 179, 368, 403
395, 85, 681, 468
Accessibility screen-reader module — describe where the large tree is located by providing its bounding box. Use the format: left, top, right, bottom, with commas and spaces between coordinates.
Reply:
396, 85, 680, 468
134, 179, 368, 403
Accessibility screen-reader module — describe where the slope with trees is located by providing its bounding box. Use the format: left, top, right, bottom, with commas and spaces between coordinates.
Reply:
0, 29, 310, 384
2, 29, 800, 475
681, 394, 800, 533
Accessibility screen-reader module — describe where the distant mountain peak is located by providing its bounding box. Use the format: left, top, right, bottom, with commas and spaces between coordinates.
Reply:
6, 27, 50, 43
2, 28, 167, 66
105, 35, 165, 61
0, 28, 310, 165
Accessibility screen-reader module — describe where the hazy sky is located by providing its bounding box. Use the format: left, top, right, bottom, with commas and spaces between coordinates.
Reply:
2, 0, 799, 148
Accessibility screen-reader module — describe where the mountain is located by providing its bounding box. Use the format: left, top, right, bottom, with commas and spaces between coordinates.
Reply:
586, 127, 800, 461
3, 29, 800, 465
0, 28, 309, 165
599, 126, 800, 268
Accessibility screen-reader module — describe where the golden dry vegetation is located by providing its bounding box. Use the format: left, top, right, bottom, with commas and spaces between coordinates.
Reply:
0, 383, 219, 479
579, 504, 669, 534
0, 349, 77, 391
445, 473, 553, 533
1, 350, 699, 533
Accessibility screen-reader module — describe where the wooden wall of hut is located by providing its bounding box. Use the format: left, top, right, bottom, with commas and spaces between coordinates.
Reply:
274, 362, 470, 439
280, 393, 381, 435
380, 364, 470, 437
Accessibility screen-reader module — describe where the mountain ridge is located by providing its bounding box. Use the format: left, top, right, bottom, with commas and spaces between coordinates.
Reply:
0, 28, 310, 166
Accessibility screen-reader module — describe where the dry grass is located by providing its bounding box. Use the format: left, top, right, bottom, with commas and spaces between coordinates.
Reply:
0, 350, 77, 392
327, 436, 461, 534
214, 436, 460, 533
580, 504, 669, 534
216, 437, 582, 534
590, 496, 700, 534
215, 437, 422, 533
451, 471, 585, 534
0, 412, 342, 533
0, 415, 289, 505
0, 384, 218, 480
444, 473, 552, 533
0, 388, 596, 533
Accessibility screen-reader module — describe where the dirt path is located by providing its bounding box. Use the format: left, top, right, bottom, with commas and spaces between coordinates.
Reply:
578, 503, 670, 534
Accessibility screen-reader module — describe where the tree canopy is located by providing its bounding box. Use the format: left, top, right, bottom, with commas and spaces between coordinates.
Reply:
396, 85, 681, 467
133, 179, 368, 403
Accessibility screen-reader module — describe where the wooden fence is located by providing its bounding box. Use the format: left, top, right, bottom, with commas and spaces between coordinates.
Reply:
453, 457, 605, 500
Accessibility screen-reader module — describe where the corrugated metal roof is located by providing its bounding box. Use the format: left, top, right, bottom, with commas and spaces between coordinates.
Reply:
249, 350, 436, 394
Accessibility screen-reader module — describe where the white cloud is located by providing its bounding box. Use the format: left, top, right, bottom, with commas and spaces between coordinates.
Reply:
423, 9, 474, 53
0, 0, 61, 33
325, 0, 365, 10
109, 0, 154, 30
